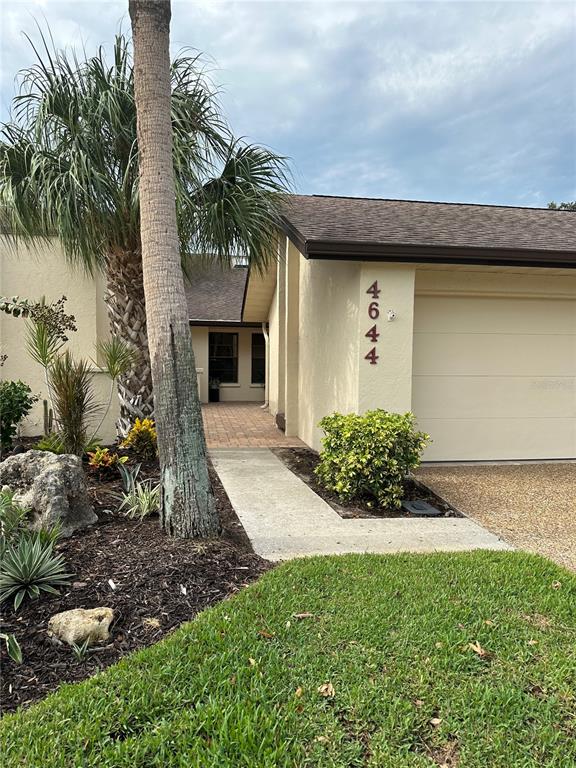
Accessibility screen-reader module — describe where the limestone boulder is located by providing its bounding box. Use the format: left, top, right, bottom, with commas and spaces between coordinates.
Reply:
48, 607, 114, 646
0, 450, 96, 536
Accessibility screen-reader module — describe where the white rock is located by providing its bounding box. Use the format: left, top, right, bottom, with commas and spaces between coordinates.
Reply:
48, 607, 114, 646
0, 450, 96, 537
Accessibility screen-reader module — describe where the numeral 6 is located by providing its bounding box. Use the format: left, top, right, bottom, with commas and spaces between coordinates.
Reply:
368, 301, 379, 319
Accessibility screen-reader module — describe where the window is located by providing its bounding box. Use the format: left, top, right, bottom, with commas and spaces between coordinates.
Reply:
209, 332, 238, 383
251, 333, 266, 385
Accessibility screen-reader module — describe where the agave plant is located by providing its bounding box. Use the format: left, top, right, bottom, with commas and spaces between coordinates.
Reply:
0, 533, 72, 610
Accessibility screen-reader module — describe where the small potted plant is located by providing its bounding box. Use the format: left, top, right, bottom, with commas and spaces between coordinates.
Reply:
209, 377, 220, 403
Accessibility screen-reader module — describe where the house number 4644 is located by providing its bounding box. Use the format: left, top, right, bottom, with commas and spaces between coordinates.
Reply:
364, 281, 380, 365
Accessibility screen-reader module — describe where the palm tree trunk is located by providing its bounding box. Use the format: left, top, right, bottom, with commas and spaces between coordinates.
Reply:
129, 0, 219, 538
105, 248, 154, 433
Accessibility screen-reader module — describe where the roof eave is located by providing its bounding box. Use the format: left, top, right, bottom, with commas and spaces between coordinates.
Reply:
301, 239, 576, 269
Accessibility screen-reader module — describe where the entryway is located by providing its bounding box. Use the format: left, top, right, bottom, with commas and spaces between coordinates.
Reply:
202, 403, 304, 448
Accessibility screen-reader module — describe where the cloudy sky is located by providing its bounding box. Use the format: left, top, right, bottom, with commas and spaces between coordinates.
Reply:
1, 0, 574, 206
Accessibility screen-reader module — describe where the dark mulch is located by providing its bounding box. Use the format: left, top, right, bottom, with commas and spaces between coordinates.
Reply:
0, 460, 271, 714
272, 447, 461, 519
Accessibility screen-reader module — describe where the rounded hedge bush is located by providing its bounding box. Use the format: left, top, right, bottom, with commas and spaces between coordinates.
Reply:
315, 410, 430, 509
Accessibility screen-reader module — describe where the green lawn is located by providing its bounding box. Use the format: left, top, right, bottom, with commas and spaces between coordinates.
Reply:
2, 551, 575, 767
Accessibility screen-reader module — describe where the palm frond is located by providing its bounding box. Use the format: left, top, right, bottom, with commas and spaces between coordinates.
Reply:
1, 29, 291, 276
180, 141, 292, 275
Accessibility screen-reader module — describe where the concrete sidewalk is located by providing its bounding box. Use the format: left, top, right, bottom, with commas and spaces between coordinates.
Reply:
211, 449, 511, 561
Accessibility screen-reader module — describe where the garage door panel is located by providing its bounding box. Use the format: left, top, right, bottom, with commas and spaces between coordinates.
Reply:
414, 332, 576, 377
412, 293, 576, 461
413, 375, 575, 419
414, 296, 576, 335
417, 417, 576, 461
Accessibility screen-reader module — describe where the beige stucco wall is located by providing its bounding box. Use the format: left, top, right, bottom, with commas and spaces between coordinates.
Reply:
190, 326, 210, 402
267, 242, 420, 451
267, 239, 575, 460
190, 325, 265, 404
290, 256, 418, 451
0, 238, 120, 443
297, 256, 361, 450
266, 255, 286, 419
357, 264, 416, 414
284, 242, 300, 436
413, 268, 576, 460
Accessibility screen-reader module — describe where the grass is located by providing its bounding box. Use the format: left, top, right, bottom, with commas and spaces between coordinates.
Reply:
1, 551, 575, 767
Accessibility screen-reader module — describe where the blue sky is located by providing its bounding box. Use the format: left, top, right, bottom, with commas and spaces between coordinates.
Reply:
1, 0, 574, 206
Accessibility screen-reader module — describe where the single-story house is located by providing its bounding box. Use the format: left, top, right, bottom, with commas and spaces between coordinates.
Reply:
245, 196, 576, 461
1, 194, 575, 461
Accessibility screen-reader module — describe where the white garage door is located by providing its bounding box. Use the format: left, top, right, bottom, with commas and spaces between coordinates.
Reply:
412, 295, 576, 461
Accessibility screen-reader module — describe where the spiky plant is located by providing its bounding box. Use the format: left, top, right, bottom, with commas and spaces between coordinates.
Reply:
48, 351, 99, 456
0, 490, 29, 557
0, 32, 290, 432
118, 478, 161, 520
0, 532, 72, 610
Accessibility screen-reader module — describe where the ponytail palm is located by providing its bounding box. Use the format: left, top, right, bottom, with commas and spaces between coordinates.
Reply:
0, 33, 289, 431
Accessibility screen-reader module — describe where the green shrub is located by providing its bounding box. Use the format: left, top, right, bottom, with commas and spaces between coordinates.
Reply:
35, 433, 101, 456
315, 410, 430, 509
121, 417, 157, 459
34, 433, 67, 454
0, 380, 37, 452
0, 531, 72, 610
87, 447, 128, 476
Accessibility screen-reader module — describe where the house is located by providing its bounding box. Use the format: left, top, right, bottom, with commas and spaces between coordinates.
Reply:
0, 246, 263, 441
185, 260, 266, 404
2, 194, 575, 461
244, 195, 576, 461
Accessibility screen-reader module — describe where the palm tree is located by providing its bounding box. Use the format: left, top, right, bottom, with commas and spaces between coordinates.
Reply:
0, 29, 289, 432
128, 0, 218, 537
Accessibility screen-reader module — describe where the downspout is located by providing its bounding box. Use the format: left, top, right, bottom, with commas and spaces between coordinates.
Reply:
261, 321, 269, 409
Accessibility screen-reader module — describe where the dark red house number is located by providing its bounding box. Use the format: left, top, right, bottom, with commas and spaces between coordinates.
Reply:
364, 281, 380, 365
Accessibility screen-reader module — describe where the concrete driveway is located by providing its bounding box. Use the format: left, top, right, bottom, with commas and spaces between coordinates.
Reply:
417, 463, 576, 571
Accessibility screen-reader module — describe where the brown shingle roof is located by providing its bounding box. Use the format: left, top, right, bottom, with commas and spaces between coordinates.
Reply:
185, 261, 248, 322
281, 195, 576, 265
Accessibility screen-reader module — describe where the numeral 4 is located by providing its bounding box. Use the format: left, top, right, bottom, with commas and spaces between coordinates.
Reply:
366, 281, 380, 298
365, 325, 379, 343
364, 347, 379, 365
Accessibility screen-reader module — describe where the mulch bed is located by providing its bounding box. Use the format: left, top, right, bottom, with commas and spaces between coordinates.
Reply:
0, 459, 271, 714
272, 447, 461, 519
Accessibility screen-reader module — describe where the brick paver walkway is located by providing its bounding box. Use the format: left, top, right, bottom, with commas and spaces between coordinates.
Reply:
202, 403, 305, 448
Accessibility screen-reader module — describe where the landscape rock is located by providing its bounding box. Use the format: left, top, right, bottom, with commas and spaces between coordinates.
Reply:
0, 450, 96, 536
47, 607, 114, 646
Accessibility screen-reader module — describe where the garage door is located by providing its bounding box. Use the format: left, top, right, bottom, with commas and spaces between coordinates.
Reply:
412, 295, 576, 461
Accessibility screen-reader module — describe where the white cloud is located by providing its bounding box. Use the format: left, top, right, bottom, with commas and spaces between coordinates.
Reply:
0, 0, 574, 204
